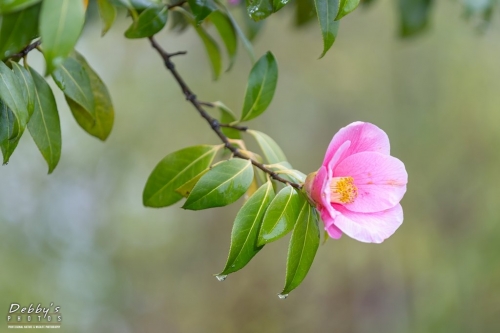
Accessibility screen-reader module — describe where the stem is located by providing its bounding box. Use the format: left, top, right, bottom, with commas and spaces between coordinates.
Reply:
148, 36, 302, 190
6, 39, 41, 60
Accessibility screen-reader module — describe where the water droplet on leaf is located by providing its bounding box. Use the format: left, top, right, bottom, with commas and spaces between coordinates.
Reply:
215, 274, 227, 282
277, 293, 288, 300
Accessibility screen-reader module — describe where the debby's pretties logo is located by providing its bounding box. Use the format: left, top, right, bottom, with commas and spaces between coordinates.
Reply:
6, 303, 62, 329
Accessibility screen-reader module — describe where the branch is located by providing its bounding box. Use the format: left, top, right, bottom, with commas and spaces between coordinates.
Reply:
148, 36, 302, 190
6, 39, 41, 60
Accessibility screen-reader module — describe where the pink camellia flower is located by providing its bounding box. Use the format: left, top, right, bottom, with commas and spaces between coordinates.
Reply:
303, 122, 408, 243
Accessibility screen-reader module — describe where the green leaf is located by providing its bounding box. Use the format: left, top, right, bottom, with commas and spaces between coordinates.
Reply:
219, 180, 275, 275
52, 56, 95, 118
97, 0, 117, 36
175, 168, 209, 197
295, 0, 316, 26
11, 62, 35, 117
399, 0, 433, 37
177, 8, 222, 80
267, 162, 306, 183
66, 52, 115, 140
273, 0, 291, 12
247, 130, 286, 164
27, 67, 61, 173
246, 0, 274, 21
213, 101, 240, 139
108, 0, 157, 10
170, 10, 189, 32
258, 185, 304, 246
39, 0, 85, 73
209, 10, 237, 71
0, 0, 40, 14
241, 52, 278, 122
335, 0, 360, 20
188, 0, 217, 25
281, 202, 320, 295
215, 0, 255, 63
0, 4, 40, 60
125, 6, 168, 39
314, 0, 340, 58
183, 158, 254, 210
0, 105, 23, 164
0, 61, 29, 138
143, 145, 221, 207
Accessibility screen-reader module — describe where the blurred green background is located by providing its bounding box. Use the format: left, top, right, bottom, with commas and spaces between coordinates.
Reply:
2, 1, 500, 332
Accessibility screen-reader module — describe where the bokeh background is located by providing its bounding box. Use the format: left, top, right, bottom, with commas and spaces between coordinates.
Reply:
2, 1, 500, 332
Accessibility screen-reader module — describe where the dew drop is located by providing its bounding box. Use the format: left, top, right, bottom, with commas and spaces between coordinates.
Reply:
277, 293, 288, 300
215, 274, 227, 282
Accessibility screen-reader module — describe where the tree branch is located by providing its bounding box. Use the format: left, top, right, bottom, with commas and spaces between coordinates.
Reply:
6, 39, 41, 60
148, 36, 302, 190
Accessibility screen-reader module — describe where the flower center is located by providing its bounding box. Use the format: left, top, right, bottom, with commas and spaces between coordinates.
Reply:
330, 177, 358, 204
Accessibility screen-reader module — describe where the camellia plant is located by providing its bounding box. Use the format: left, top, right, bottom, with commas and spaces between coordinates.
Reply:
0, 0, 490, 297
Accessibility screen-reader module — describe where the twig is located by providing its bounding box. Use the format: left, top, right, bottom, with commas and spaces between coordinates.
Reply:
148, 36, 302, 190
6, 39, 41, 60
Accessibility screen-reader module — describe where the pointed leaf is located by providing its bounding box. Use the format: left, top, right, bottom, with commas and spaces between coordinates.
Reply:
209, 10, 237, 71
273, 0, 291, 12
177, 8, 222, 80
125, 6, 168, 39
39, 0, 85, 73
213, 101, 240, 139
175, 168, 209, 197
314, 0, 340, 58
0, 4, 40, 60
241, 52, 278, 122
183, 158, 254, 210
143, 145, 220, 207
27, 67, 61, 173
52, 56, 95, 118
258, 185, 304, 246
65, 52, 114, 140
0, 61, 28, 138
266, 162, 306, 183
0, 100, 22, 163
97, 0, 117, 36
281, 203, 320, 295
188, 0, 217, 24
248, 130, 286, 164
0, 0, 40, 14
219, 180, 275, 275
335, 0, 360, 20
11, 62, 35, 117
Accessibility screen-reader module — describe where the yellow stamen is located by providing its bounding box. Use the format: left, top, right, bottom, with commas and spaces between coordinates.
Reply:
330, 177, 358, 204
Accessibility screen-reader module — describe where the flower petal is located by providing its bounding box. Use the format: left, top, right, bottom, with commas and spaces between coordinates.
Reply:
332, 204, 404, 243
334, 151, 407, 213
323, 122, 390, 168
320, 208, 343, 239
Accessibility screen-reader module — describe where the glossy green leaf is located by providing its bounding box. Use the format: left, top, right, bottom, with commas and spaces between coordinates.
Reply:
52, 56, 95, 118
188, 0, 216, 24
143, 145, 221, 207
248, 130, 286, 164
246, 0, 273, 21
11, 62, 35, 117
125, 6, 168, 39
97, 0, 117, 36
258, 185, 304, 246
213, 101, 240, 139
215, 0, 255, 63
209, 11, 237, 71
281, 202, 320, 295
39, 0, 85, 73
0, 61, 29, 138
0, 4, 40, 60
219, 180, 275, 275
108, 0, 157, 10
175, 168, 209, 198
241, 52, 278, 122
27, 67, 61, 173
66, 52, 114, 140
0, 106, 23, 164
295, 0, 316, 26
177, 9, 222, 80
183, 158, 254, 210
314, 0, 340, 58
399, 0, 433, 37
0, 0, 40, 14
335, 0, 360, 20
273, 0, 291, 12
